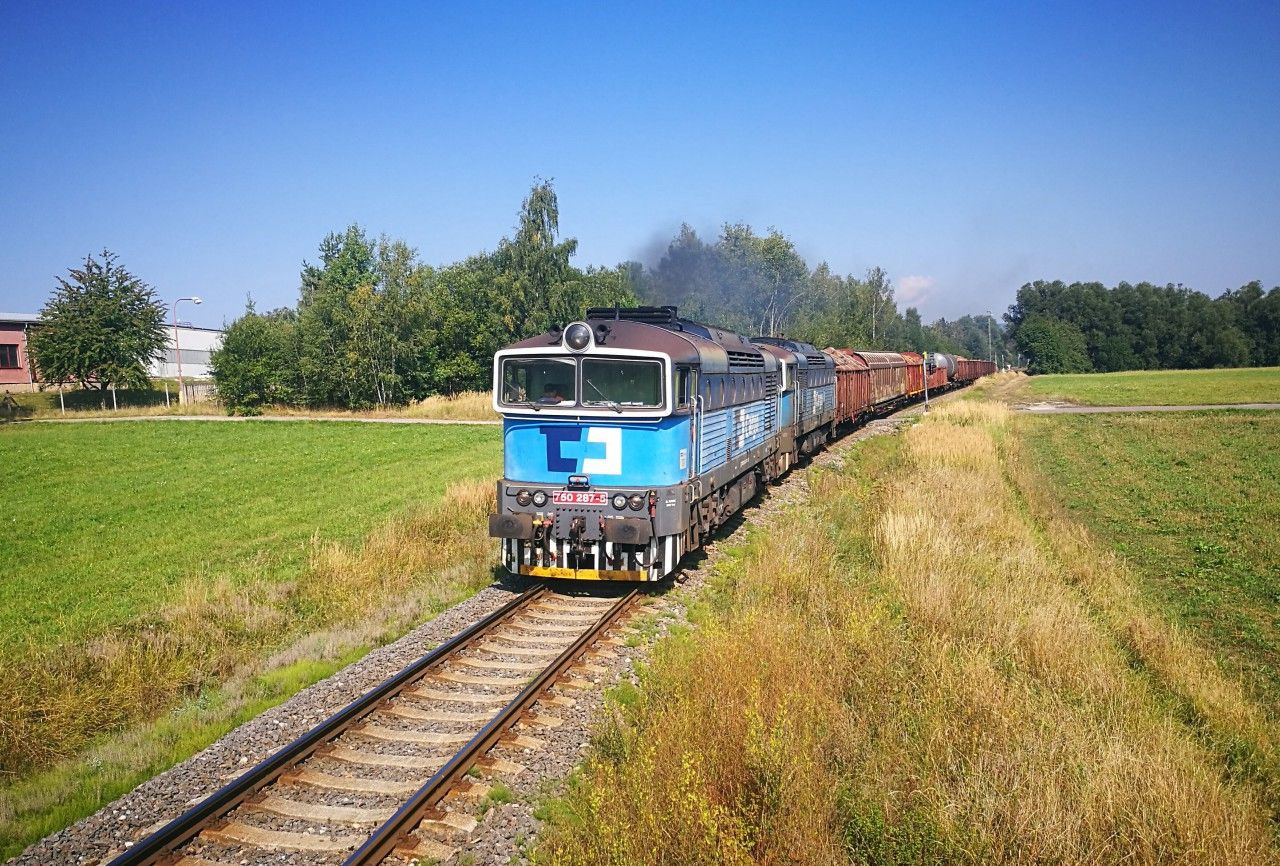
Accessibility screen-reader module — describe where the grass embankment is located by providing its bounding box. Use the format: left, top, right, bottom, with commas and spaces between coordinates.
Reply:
1023, 366, 1280, 405
1022, 412, 1280, 706
0, 421, 501, 857
538, 402, 1279, 864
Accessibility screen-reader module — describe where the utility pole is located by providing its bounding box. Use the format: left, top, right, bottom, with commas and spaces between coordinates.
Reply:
986, 310, 993, 361
922, 352, 930, 413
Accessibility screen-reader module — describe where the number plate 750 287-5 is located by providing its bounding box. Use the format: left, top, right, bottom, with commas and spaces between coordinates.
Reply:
552, 491, 608, 505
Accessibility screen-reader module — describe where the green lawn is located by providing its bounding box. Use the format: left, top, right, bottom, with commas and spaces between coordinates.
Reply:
0, 420, 501, 647
1024, 367, 1280, 406
1021, 412, 1280, 706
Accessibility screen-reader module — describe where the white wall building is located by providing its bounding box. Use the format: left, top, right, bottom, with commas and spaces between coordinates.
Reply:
150, 324, 224, 380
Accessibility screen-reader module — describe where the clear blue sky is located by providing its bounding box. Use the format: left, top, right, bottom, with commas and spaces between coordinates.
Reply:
2, 1, 1277, 326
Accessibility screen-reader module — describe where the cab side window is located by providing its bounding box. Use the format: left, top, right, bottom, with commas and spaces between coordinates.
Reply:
676, 367, 693, 408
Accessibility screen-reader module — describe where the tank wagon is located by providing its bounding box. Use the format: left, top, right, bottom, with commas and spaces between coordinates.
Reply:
488, 306, 994, 582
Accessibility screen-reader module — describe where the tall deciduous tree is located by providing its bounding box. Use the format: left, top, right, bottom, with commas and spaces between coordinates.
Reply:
28, 250, 168, 392
210, 301, 300, 413
492, 178, 580, 337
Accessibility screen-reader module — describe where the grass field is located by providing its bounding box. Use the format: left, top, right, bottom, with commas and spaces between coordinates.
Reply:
1023, 366, 1280, 405
0, 420, 500, 645
1021, 411, 1280, 706
537, 401, 1279, 864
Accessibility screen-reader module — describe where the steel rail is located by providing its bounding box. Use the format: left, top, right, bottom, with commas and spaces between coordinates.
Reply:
343, 587, 640, 865
107, 585, 548, 866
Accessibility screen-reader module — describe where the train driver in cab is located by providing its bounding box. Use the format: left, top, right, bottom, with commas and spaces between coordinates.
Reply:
539, 383, 566, 404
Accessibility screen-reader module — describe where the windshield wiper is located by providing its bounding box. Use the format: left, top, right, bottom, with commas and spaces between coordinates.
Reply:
585, 378, 623, 413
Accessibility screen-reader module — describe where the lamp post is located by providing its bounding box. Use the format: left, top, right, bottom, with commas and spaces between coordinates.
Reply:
172, 296, 202, 405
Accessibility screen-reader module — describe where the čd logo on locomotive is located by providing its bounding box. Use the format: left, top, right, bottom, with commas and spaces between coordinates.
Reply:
540, 425, 623, 476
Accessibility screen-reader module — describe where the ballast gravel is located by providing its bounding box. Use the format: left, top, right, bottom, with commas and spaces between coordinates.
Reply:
11, 414, 914, 866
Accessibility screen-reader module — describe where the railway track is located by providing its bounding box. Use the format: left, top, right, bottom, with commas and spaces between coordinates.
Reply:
106, 585, 640, 866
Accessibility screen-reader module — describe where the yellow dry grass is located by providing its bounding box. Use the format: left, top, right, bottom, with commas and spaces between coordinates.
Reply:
538, 401, 1278, 864
248, 391, 499, 422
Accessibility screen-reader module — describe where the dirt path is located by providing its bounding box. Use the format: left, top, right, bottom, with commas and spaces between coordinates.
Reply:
1016, 402, 1280, 414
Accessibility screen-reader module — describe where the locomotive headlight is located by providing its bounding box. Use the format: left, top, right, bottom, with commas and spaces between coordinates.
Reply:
611, 493, 627, 510
627, 493, 645, 511
531, 490, 548, 507
564, 322, 592, 351
516, 489, 532, 506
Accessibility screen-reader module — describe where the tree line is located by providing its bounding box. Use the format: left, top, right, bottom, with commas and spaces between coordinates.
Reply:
213, 182, 999, 412
212, 182, 633, 412
1006, 280, 1280, 374
24, 180, 1009, 414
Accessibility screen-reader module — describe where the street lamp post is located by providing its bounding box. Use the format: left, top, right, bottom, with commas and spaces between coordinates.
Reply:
172, 296, 203, 405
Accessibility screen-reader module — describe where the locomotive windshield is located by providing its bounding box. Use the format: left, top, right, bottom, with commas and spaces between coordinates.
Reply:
581, 359, 663, 408
498, 356, 664, 410
501, 357, 576, 406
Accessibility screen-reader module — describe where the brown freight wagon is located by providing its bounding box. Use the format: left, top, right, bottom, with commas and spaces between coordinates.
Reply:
847, 350, 908, 407
900, 351, 925, 396
954, 357, 995, 382
825, 347, 871, 425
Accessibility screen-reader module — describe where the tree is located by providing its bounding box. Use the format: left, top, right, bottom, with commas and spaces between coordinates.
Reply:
1015, 315, 1092, 374
27, 250, 167, 394
491, 178, 579, 337
210, 301, 301, 414
865, 266, 893, 344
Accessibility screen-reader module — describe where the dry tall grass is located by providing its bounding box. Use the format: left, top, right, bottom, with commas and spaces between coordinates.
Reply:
538, 402, 1278, 864
396, 391, 498, 421
244, 391, 499, 422
0, 480, 495, 778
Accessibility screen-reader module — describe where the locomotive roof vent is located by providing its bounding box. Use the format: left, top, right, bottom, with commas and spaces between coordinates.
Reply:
586, 305, 680, 325
563, 321, 593, 351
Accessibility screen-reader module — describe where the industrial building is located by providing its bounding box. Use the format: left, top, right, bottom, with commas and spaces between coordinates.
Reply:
0, 313, 42, 392
0, 312, 222, 392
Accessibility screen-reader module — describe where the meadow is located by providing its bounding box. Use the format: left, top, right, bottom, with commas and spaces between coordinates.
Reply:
0, 419, 501, 856
1, 420, 500, 644
1021, 411, 1280, 706
1023, 366, 1280, 405
537, 400, 1280, 864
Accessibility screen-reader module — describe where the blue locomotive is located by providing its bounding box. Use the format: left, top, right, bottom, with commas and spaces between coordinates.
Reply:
487, 306, 835, 581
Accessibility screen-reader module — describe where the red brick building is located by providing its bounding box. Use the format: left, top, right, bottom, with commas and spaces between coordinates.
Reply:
0, 313, 40, 392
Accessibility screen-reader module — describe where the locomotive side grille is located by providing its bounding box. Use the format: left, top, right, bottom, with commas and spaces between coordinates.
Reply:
726, 349, 765, 370
804, 351, 831, 367
764, 373, 779, 398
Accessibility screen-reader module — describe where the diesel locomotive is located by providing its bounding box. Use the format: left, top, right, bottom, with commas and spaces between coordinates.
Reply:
487, 306, 993, 582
